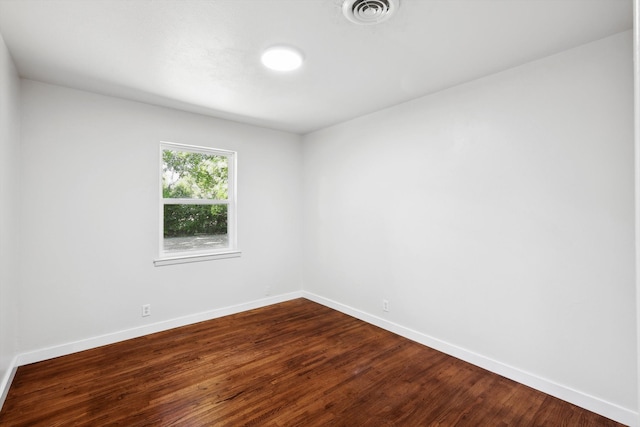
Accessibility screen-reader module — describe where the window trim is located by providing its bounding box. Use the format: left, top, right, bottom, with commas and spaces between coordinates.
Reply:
154, 141, 240, 266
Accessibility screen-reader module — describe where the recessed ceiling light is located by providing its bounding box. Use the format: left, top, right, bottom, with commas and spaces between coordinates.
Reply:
261, 46, 304, 72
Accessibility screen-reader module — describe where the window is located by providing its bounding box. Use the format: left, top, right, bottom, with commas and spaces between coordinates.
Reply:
155, 142, 239, 266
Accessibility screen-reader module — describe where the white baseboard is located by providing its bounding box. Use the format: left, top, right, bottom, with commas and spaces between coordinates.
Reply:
302, 291, 638, 427
15, 291, 303, 367
0, 357, 18, 410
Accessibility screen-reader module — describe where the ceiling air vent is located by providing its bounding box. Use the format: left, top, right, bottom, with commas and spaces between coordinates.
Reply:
342, 0, 399, 25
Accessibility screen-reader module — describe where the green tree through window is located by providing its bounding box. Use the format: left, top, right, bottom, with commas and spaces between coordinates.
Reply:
160, 143, 236, 255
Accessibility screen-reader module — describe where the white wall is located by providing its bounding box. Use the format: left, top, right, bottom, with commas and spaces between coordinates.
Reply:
302, 30, 636, 416
0, 33, 20, 398
634, 1, 640, 423
17, 80, 303, 354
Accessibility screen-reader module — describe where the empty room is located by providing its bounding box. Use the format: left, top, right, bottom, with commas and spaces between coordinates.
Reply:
0, 0, 638, 425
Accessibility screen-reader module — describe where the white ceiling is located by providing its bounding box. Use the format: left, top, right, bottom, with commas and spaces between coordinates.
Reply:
0, 0, 633, 134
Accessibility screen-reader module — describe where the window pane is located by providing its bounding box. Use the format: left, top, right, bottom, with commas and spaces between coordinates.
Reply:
163, 204, 228, 253
162, 149, 228, 200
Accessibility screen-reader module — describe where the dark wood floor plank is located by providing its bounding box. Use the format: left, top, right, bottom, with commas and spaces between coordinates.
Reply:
0, 298, 625, 426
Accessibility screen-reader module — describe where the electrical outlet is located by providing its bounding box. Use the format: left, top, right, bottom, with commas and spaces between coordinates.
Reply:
382, 299, 390, 312
265, 285, 271, 296
142, 304, 151, 317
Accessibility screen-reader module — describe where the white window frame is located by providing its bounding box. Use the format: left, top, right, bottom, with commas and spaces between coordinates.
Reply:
154, 141, 240, 267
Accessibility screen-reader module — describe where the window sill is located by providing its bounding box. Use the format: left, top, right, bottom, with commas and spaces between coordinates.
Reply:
154, 250, 242, 267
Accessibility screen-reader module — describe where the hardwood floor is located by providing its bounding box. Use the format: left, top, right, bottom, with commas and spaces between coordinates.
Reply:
0, 299, 625, 426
